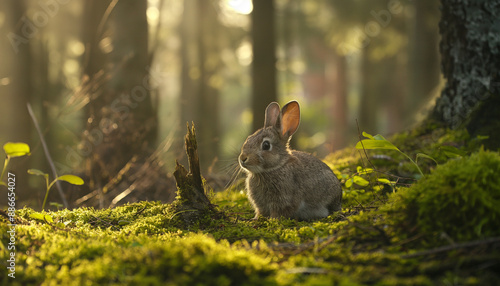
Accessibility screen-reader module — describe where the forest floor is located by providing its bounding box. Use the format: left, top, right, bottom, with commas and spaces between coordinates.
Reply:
1, 123, 500, 285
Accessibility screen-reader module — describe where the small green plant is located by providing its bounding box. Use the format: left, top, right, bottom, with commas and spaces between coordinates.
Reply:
28, 211, 73, 228
28, 168, 84, 210
345, 166, 395, 189
29, 211, 54, 223
0, 142, 30, 187
356, 132, 436, 177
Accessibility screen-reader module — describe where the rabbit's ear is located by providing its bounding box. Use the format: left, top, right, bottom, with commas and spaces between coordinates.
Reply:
281, 101, 300, 137
264, 102, 281, 128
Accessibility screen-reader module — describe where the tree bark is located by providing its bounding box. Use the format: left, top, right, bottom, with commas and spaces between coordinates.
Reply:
432, 0, 500, 148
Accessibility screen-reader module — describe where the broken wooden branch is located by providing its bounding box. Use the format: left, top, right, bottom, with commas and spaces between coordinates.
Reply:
172, 122, 217, 224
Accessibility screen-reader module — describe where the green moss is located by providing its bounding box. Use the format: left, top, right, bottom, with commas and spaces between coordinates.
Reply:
0, 223, 277, 285
2, 128, 500, 285
383, 149, 500, 245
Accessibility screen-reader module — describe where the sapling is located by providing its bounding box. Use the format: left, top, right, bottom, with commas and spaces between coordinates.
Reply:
355, 132, 434, 177
0, 142, 30, 187
28, 169, 84, 210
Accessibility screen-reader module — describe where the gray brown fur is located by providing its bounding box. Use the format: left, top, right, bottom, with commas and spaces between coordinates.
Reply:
239, 101, 342, 220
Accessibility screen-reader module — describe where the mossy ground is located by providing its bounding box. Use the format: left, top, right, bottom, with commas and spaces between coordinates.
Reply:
1, 127, 500, 285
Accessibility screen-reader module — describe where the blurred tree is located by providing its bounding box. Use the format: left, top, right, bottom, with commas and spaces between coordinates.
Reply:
359, 45, 378, 133
356, 0, 410, 135
408, 0, 440, 111
432, 0, 500, 149
82, 0, 158, 205
251, 0, 277, 132
179, 0, 221, 172
277, 1, 353, 151
0, 0, 32, 203
179, 0, 199, 130
360, 43, 407, 134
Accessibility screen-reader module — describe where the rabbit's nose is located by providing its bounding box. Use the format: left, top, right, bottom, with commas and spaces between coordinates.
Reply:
239, 153, 248, 164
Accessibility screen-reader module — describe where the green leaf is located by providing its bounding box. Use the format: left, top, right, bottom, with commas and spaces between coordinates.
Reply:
377, 178, 391, 184
345, 178, 353, 188
355, 139, 400, 151
3, 142, 30, 157
29, 213, 53, 223
44, 215, 54, 223
416, 153, 438, 165
373, 134, 388, 141
28, 168, 48, 177
29, 213, 44, 220
362, 132, 374, 139
439, 145, 465, 158
353, 175, 369, 186
49, 202, 64, 208
474, 135, 489, 141
356, 166, 374, 175
56, 174, 84, 185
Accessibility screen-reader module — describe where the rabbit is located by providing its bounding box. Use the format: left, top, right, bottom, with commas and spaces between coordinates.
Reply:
238, 100, 342, 220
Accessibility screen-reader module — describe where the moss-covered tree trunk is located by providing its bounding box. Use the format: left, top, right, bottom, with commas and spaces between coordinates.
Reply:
432, 0, 500, 148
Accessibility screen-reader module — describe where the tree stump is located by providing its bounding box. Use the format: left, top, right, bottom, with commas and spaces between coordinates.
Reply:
172, 123, 216, 224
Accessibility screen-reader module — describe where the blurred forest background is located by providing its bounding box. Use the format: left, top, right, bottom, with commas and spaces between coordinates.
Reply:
0, 0, 442, 209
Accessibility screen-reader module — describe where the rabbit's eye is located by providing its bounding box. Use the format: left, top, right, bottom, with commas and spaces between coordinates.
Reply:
262, 140, 271, 151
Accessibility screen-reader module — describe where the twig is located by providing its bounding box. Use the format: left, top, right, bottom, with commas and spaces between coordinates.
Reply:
355, 119, 377, 171
27, 103, 69, 208
96, 0, 119, 40
134, 205, 147, 217
355, 119, 387, 203
74, 189, 98, 205
402, 236, 500, 258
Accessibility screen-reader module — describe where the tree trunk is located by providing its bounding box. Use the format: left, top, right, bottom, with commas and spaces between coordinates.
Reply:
408, 0, 440, 108
82, 0, 158, 205
251, 0, 277, 132
179, 0, 220, 172
359, 46, 378, 133
326, 51, 348, 151
1, 0, 32, 203
433, 0, 500, 148
197, 0, 220, 172
179, 0, 199, 131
